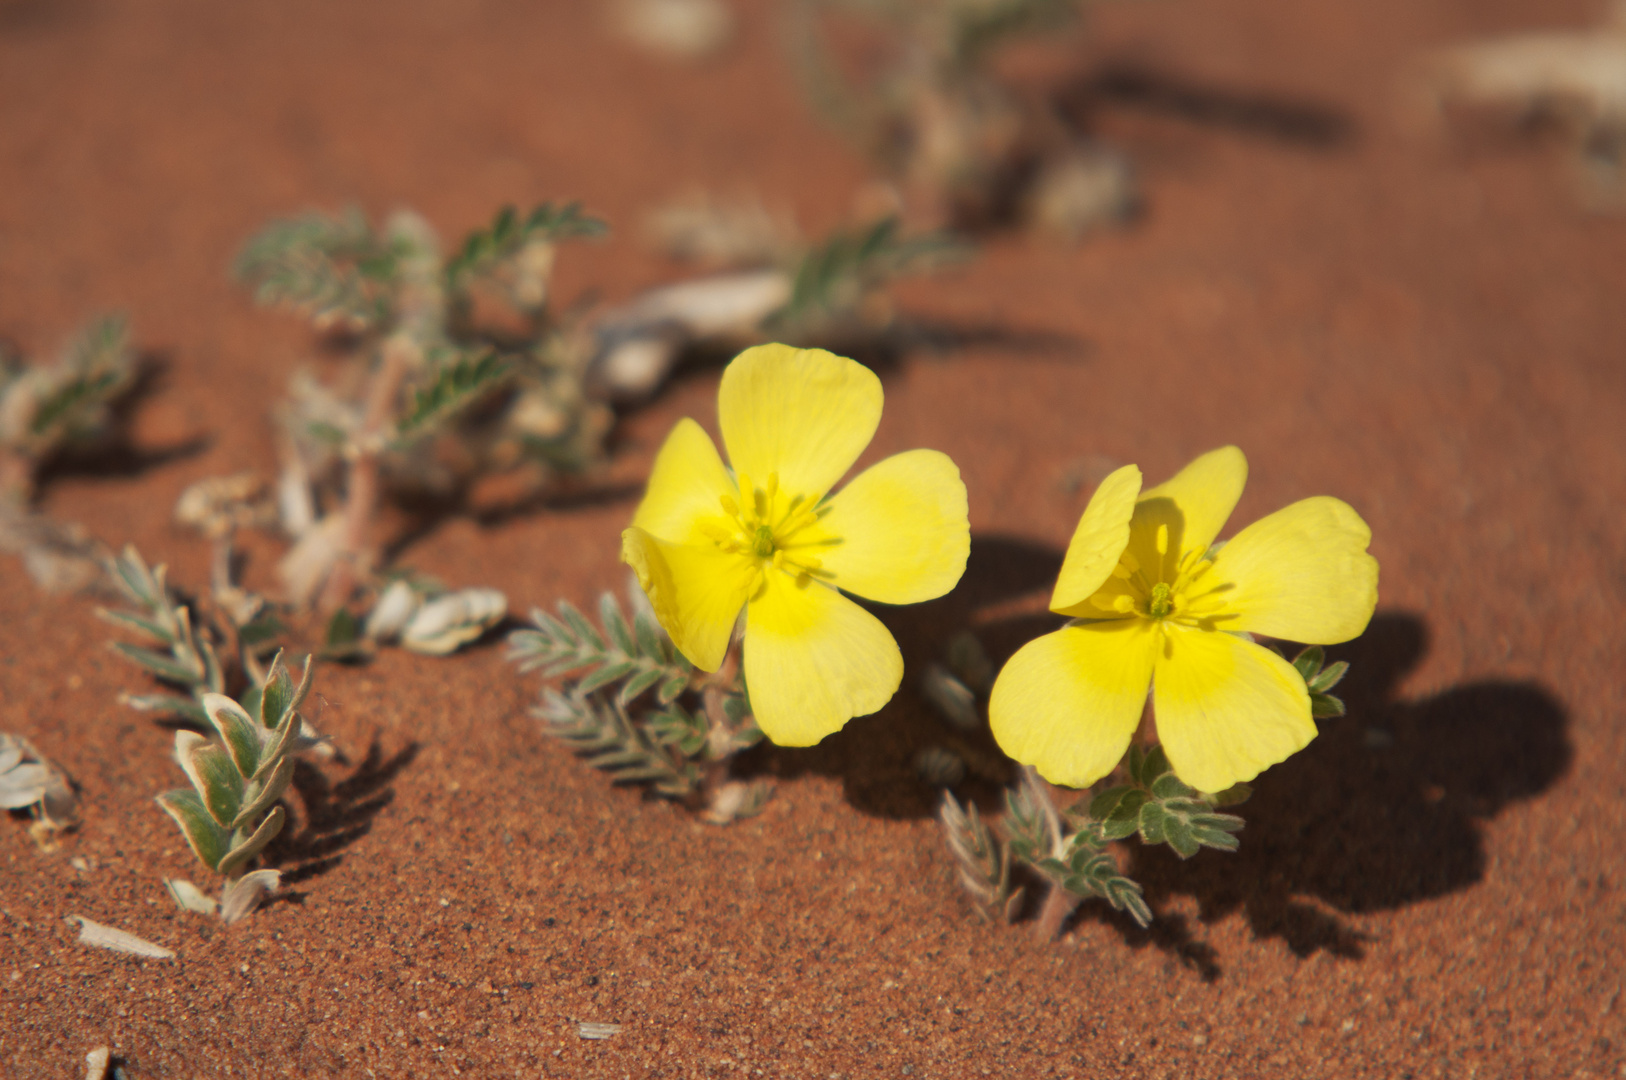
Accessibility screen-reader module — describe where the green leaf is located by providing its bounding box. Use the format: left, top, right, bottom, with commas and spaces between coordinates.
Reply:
1150, 771, 1196, 800
327, 608, 360, 647
599, 593, 636, 656
1311, 692, 1346, 719
1137, 801, 1168, 846
234, 208, 395, 330
217, 804, 287, 878
1207, 782, 1253, 808
157, 789, 232, 872
1292, 645, 1326, 683
1309, 660, 1349, 694
444, 201, 607, 288
231, 754, 295, 830
395, 351, 509, 436
575, 660, 637, 696
633, 611, 667, 664
657, 674, 689, 705
111, 642, 203, 687
120, 693, 209, 723
96, 606, 175, 644
238, 613, 286, 647
182, 742, 244, 828
205, 695, 263, 780
619, 666, 666, 705
559, 602, 605, 653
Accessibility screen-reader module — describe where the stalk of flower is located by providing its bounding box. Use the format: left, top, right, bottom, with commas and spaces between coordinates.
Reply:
621, 343, 970, 745
989, 445, 1378, 796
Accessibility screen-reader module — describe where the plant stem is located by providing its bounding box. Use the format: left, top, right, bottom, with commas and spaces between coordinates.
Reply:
1035, 882, 1081, 941
317, 334, 415, 612
698, 634, 743, 807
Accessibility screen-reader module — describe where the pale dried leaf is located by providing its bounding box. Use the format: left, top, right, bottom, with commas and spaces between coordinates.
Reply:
84, 1046, 111, 1080
401, 587, 507, 655
163, 878, 218, 916
69, 916, 175, 959
220, 869, 282, 925
578, 1021, 623, 1040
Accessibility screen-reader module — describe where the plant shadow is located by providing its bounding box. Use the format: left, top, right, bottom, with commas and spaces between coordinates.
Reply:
1055, 62, 1358, 151
31, 352, 213, 494
265, 736, 418, 884
1118, 612, 1570, 961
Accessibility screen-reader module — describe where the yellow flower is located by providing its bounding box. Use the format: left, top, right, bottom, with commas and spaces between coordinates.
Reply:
621, 344, 970, 746
989, 446, 1378, 793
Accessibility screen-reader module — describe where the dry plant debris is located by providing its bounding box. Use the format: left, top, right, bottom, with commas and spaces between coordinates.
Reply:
610, 0, 736, 61
0, 317, 138, 593
0, 732, 79, 843
784, 0, 1137, 233
1421, 1, 1626, 200
236, 203, 613, 611
68, 916, 175, 960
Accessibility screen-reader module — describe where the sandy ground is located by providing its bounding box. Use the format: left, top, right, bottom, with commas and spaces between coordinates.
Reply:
2, 0, 1623, 1076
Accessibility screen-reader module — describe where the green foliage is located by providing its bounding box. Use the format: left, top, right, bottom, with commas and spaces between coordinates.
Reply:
395, 351, 510, 436
101, 544, 293, 720
444, 202, 607, 291
933, 633, 1338, 936
1294, 644, 1351, 718
156, 652, 313, 880
771, 217, 967, 336
508, 591, 694, 708
100, 546, 223, 722
938, 791, 1023, 922
234, 209, 404, 331
509, 589, 766, 819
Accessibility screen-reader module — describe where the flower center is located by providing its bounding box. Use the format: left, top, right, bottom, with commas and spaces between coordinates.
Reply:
703, 470, 835, 586
1148, 582, 1173, 618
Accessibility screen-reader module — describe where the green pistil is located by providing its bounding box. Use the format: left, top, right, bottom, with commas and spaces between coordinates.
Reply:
1149, 582, 1173, 618
753, 525, 776, 559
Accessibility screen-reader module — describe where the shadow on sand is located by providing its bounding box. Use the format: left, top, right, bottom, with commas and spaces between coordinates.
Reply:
266, 736, 419, 886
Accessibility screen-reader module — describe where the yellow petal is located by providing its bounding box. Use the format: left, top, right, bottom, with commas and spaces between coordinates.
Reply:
631, 418, 736, 546
988, 618, 1158, 789
742, 569, 902, 746
621, 526, 754, 672
1130, 446, 1248, 582
1207, 496, 1378, 644
816, 449, 969, 605
1151, 625, 1314, 793
1051, 463, 1142, 614
717, 344, 882, 501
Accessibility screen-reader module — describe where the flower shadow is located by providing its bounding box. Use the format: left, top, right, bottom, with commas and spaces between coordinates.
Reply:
265, 736, 419, 885
1123, 611, 1572, 961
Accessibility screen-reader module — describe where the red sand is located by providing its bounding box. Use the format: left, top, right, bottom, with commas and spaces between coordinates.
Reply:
2, 0, 1623, 1076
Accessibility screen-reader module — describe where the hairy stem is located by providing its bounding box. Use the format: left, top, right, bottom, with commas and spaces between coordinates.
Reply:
318, 335, 414, 612
1035, 882, 1081, 941
698, 634, 743, 806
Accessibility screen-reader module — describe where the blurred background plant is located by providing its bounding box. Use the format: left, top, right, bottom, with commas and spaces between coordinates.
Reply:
932, 635, 1350, 937
508, 585, 771, 824
783, 0, 1138, 234
237, 203, 612, 612
1416, 1, 1626, 206
227, 199, 959, 622
0, 317, 140, 592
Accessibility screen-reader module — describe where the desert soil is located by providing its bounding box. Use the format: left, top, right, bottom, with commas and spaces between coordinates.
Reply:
2, 0, 1623, 1076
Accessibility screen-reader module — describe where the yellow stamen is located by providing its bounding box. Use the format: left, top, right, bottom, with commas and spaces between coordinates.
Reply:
1155, 524, 1169, 556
